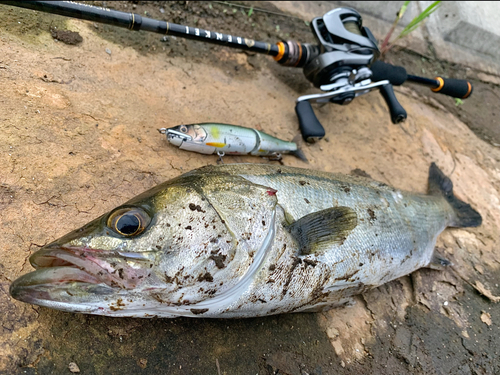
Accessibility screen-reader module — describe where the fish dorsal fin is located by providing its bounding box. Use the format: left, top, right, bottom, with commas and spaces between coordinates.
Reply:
289, 207, 357, 256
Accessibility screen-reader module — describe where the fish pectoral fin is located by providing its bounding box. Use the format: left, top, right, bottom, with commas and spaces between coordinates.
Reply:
289, 207, 357, 256
425, 253, 452, 271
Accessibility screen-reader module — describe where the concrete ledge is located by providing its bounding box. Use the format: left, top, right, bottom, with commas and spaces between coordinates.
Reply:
422, 1, 500, 75
423, 1, 500, 58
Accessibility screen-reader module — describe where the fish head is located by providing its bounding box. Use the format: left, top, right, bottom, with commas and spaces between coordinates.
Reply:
166, 124, 207, 147
9, 172, 262, 317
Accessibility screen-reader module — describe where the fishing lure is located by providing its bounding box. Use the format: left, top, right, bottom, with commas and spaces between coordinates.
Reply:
160, 123, 307, 162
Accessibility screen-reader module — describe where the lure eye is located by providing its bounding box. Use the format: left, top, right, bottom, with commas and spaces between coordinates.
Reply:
107, 207, 151, 237
179, 125, 188, 133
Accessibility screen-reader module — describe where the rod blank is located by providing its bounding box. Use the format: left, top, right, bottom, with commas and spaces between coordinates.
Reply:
1, 0, 280, 56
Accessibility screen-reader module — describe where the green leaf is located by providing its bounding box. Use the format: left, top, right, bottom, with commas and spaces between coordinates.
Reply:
455, 98, 464, 106
398, 1, 411, 20
248, 7, 253, 17
398, 1, 441, 38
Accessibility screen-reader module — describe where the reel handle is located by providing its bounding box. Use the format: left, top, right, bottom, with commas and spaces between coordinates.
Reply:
295, 101, 325, 143
379, 84, 407, 124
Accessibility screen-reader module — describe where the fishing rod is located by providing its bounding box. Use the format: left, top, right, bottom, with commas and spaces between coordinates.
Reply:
3, 1, 318, 67
2, 1, 474, 142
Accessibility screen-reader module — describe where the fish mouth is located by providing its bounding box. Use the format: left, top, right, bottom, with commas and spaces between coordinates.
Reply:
10, 246, 155, 307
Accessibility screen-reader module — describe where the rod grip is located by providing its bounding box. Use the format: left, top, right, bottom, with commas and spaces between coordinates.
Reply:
295, 101, 325, 143
431, 77, 473, 98
370, 60, 408, 86
380, 85, 407, 124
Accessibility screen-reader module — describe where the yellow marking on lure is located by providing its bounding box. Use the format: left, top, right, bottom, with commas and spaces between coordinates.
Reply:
211, 127, 220, 139
206, 142, 226, 148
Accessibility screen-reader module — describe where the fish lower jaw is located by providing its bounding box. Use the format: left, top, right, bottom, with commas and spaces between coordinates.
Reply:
9, 267, 118, 310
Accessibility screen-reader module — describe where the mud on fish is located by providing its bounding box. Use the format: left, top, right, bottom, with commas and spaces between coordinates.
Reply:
162, 123, 307, 162
10, 163, 481, 318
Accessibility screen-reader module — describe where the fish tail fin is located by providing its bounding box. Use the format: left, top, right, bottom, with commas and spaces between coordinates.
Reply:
291, 134, 308, 163
428, 162, 482, 228
292, 149, 308, 163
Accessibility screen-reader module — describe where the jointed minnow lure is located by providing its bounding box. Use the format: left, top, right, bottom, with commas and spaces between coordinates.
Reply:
161, 123, 307, 162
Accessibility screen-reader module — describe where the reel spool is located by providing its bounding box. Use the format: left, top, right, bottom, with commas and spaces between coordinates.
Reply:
303, 8, 379, 97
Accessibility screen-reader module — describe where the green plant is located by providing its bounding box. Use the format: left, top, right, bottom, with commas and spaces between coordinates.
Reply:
380, 1, 441, 56
455, 98, 464, 106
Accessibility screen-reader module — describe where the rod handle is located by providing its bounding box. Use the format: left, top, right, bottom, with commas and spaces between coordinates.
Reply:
431, 77, 473, 98
370, 60, 407, 86
380, 84, 407, 124
295, 101, 325, 143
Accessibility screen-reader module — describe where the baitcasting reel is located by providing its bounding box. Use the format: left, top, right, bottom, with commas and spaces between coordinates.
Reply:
296, 8, 403, 142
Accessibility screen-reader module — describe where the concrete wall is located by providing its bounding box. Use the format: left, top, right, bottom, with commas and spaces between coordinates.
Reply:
423, 1, 500, 59
338, 1, 500, 60
272, 1, 500, 74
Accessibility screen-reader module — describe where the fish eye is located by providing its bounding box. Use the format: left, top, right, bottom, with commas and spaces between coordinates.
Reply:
107, 207, 151, 237
179, 125, 188, 133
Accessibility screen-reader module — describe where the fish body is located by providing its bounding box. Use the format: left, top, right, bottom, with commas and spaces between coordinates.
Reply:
165, 123, 306, 161
10, 164, 481, 318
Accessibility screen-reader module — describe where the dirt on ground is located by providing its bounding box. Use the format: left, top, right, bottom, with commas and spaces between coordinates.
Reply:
1, 1, 500, 374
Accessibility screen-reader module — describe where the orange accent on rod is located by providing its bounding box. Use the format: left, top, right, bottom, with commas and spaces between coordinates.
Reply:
462, 82, 472, 98
273, 42, 285, 61
431, 77, 444, 92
